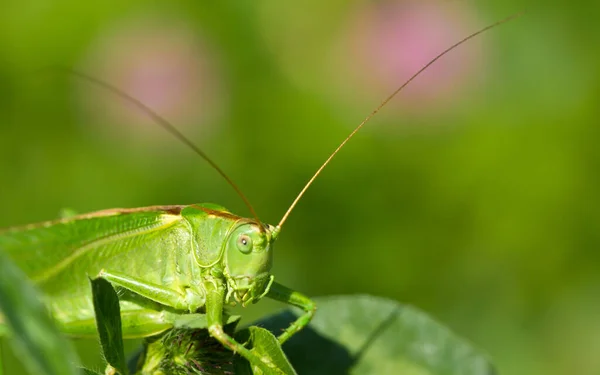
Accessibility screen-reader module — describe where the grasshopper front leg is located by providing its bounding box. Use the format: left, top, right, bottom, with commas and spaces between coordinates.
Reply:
266, 282, 316, 343
204, 278, 286, 374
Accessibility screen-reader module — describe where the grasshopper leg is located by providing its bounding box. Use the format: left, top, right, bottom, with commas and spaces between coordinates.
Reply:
98, 269, 204, 312
266, 282, 316, 343
58, 308, 174, 338
204, 279, 284, 374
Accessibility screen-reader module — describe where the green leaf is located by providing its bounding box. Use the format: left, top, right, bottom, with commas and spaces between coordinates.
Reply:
90, 278, 128, 375
0, 251, 80, 375
234, 326, 296, 375
256, 295, 496, 375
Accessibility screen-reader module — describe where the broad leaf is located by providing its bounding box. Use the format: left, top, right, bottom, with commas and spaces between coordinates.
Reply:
256, 295, 496, 375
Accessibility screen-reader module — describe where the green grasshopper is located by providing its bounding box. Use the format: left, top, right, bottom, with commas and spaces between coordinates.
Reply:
0, 14, 520, 374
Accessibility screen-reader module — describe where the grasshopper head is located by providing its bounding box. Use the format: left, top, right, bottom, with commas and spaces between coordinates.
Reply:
224, 221, 276, 306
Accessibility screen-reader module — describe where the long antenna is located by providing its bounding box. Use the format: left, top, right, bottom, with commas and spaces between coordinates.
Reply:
277, 12, 523, 230
61, 68, 262, 224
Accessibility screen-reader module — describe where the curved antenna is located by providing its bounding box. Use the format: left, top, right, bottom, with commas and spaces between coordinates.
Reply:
61, 68, 262, 224
277, 12, 523, 230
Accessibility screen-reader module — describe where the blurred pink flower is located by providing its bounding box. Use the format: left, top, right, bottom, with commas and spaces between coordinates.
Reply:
77, 15, 224, 142
342, 1, 484, 115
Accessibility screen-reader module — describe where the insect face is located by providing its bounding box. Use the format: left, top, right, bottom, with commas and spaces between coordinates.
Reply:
224, 222, 275, 305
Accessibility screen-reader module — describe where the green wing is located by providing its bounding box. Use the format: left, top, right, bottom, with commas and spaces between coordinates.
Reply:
0, 206, 195, 325
0, 207, 186, 283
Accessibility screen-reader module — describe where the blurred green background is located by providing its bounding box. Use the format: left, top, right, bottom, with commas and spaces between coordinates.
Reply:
0, 1, 598, 374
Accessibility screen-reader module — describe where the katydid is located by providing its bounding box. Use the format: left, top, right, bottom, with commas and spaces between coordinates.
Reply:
0, 13, 520, 374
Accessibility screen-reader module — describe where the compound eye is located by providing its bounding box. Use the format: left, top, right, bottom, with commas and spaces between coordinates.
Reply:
236, 234, 253, 254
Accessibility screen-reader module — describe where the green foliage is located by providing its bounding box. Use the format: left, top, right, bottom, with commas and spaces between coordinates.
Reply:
234, 327, 296, 375
119, 296, 495, 375
256, 295, 495, 375
91, 278, 128, 375
82, 288, 494, 374
0, 251, 80, 375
